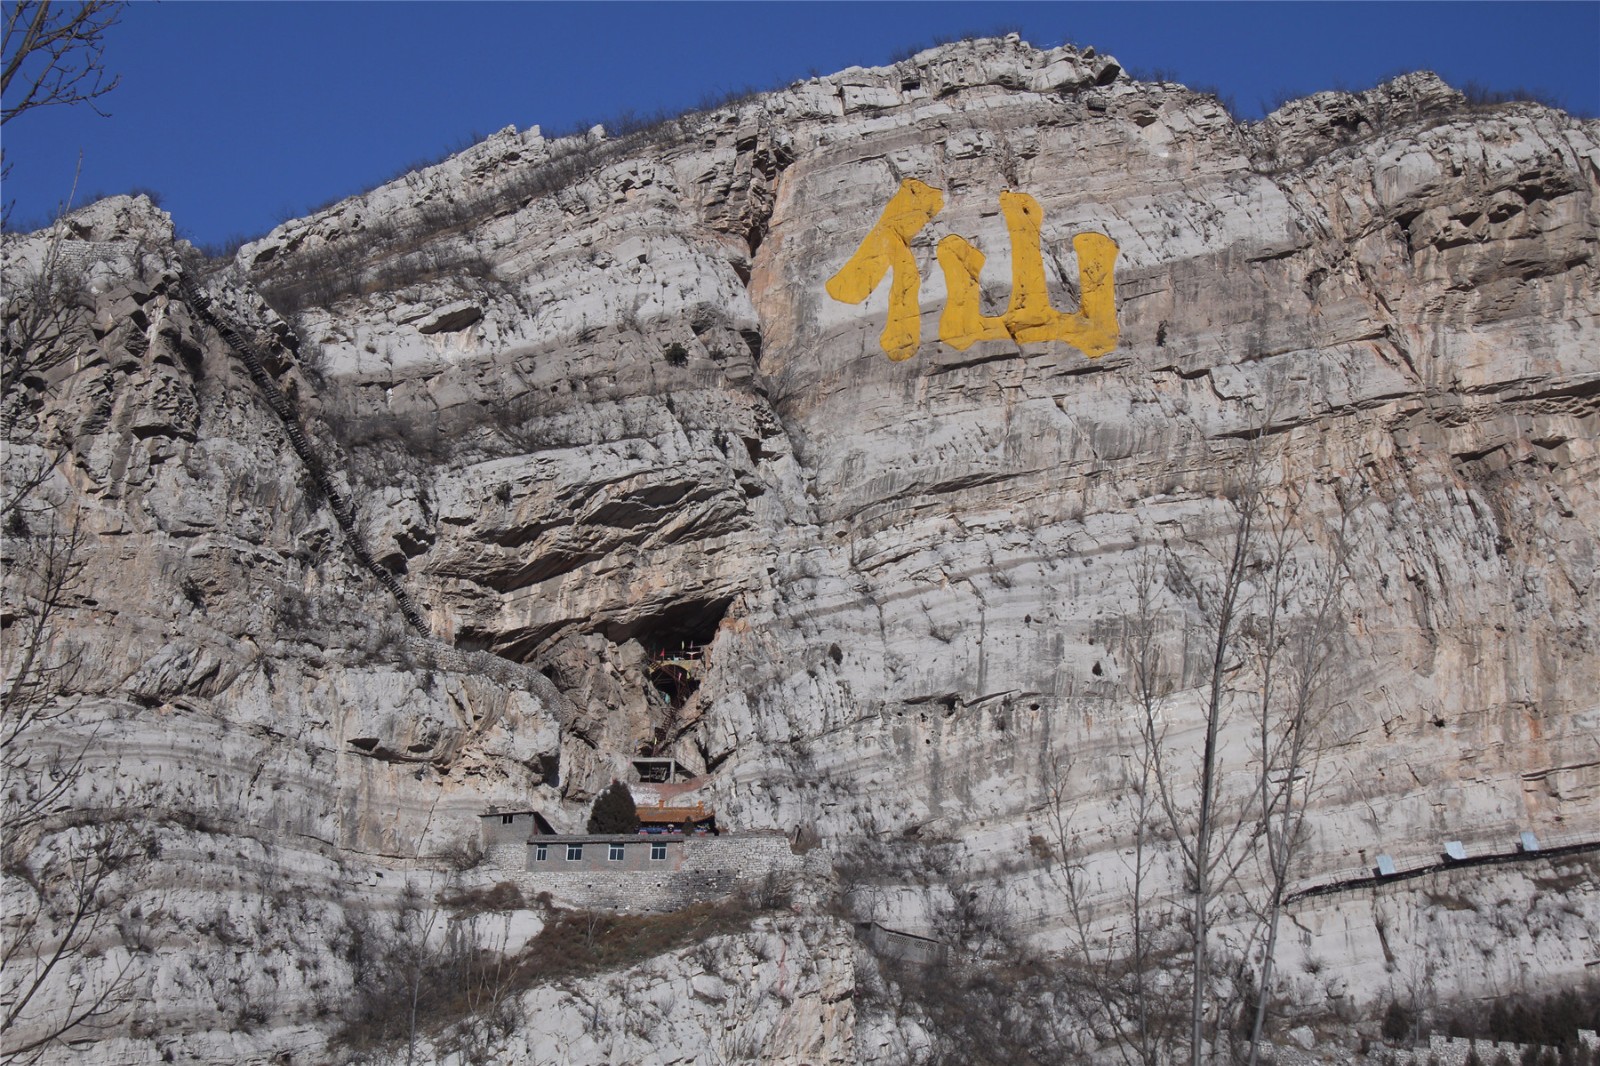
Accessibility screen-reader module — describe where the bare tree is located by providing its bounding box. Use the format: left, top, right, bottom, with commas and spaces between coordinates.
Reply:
0, 504, 143, 1062
2, 159, 91, 438
337, 882, 439, 1058
1045, 695, 1180, 1066
1162, 447, 1348, 1066
1046, 433, 1349, 1066
1, 2, 124, 126
398, 881, 443, 1066
1164, 455, 1269, 1066
0, 201, 145, 1062
1, 1, 124, 231
454, 914, 524, 1066
1, 15, 143, 1043
1240, 509, 1349, 1066
0, 821, 138, 1063
335, 872, 533, 1063
0, 512, 85, 754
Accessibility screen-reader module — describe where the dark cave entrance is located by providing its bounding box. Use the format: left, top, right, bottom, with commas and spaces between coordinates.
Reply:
647, 653, 701, 709
602, 596, 731, 724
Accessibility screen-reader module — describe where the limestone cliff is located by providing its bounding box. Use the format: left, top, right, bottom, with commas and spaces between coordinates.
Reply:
2, 34, 1596, 1065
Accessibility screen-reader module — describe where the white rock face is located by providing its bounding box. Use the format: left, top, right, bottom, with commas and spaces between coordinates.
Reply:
2, 33, 1596, 1065
415, 917, 858, 1066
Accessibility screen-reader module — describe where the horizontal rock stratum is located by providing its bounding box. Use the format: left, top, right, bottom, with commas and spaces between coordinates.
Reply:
3, 34, 1596, 1066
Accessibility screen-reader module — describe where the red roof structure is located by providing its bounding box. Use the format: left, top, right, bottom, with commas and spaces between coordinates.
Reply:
636, 801, 714, 830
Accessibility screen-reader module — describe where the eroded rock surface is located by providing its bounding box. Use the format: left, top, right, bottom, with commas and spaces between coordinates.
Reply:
3, 34, 1596, 1065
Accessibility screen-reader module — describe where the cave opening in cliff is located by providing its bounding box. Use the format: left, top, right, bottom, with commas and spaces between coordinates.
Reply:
604, 596, 731, 711
648, 656, 699, 710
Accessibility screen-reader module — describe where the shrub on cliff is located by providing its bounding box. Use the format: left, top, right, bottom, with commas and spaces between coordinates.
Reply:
587, 781, 639, 834
1383, 1000, 1415, 1043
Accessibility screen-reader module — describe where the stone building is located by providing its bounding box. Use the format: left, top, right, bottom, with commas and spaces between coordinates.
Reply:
478, 807, 555, 847
473, 809, 814, 913
529, 832, 689, 872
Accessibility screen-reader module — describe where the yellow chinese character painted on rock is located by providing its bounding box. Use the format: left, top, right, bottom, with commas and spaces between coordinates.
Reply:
827, 179, 1120, 362
941, 192, 1121, 356
824, 178, 945, 362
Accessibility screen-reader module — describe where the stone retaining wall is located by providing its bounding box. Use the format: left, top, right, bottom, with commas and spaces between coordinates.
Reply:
485, 841, 526, 872
484, 831, 815, 912
404, 637, 570, 719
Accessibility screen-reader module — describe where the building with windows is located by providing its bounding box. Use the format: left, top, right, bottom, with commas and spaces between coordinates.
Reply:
528, 832, 688, 872
477, 807, 556, 847
473, 806, 813, 913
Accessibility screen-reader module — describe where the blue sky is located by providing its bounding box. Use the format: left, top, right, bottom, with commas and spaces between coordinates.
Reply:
4, 1, 1597, 248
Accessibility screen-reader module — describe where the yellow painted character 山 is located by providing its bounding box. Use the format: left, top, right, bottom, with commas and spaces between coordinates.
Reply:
974, 190, 1120, 357
825, 178, 945, 362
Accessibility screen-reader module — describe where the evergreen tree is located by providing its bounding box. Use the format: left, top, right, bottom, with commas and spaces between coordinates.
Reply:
587, 781, 639, 834
1384, 1001, 1414, 1043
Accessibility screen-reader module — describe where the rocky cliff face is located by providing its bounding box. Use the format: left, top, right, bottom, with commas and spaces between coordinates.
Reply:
3, 34, 1596, 1065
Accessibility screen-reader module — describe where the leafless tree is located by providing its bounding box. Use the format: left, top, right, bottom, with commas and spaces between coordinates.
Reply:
1047, 432, 1350, 1066
2, 160, 98, 636
336, 870, 532, 1063
1239, 507, 1349, 1066
1, 2, 124, 126
0, 512, 84, 754
337, 880, 444, 1060
0, 820, 138, 1063
1165, 457, 1269, 1066
0, 504, 143, 1062
1045, 725, 1180, 1066
2, 161, 92, 441
1, 14, 144, 1041
1160, 444, 1349, 1066
0, 208, 144, 1060
453, 915, 524, 1066
1, 1, 126, 231
398, 881, 444, 1066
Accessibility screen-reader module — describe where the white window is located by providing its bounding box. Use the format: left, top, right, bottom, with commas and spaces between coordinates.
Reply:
609, 843, 625, 861
501, 813, 515, 825
566, 844, 583, 861
650, 842, 667, 861
535, 844, 547, 861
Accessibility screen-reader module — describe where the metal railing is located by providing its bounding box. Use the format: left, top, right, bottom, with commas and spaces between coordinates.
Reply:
1284, 833, 1600, 906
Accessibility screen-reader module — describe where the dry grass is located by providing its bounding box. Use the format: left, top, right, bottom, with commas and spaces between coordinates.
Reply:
523, 896, 763, 984
333, 890, 780, 1058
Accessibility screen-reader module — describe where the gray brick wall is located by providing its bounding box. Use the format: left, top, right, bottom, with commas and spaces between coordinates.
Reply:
480, 812, 542, 847
529, 836, 686, 872
1403, 1034, 1575, 1066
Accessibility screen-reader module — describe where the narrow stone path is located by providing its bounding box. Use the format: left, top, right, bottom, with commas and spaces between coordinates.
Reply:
1285, 838, 1600, 906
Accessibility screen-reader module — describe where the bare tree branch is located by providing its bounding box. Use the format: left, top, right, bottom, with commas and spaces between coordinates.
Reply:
1, 387, 141, 1063
1050, 409, 1350, 1066
1, 2, 125, 126
1, 822, 138, 1061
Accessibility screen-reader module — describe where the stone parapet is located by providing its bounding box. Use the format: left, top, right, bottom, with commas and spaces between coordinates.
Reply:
1410, 1034, 1550, 1066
